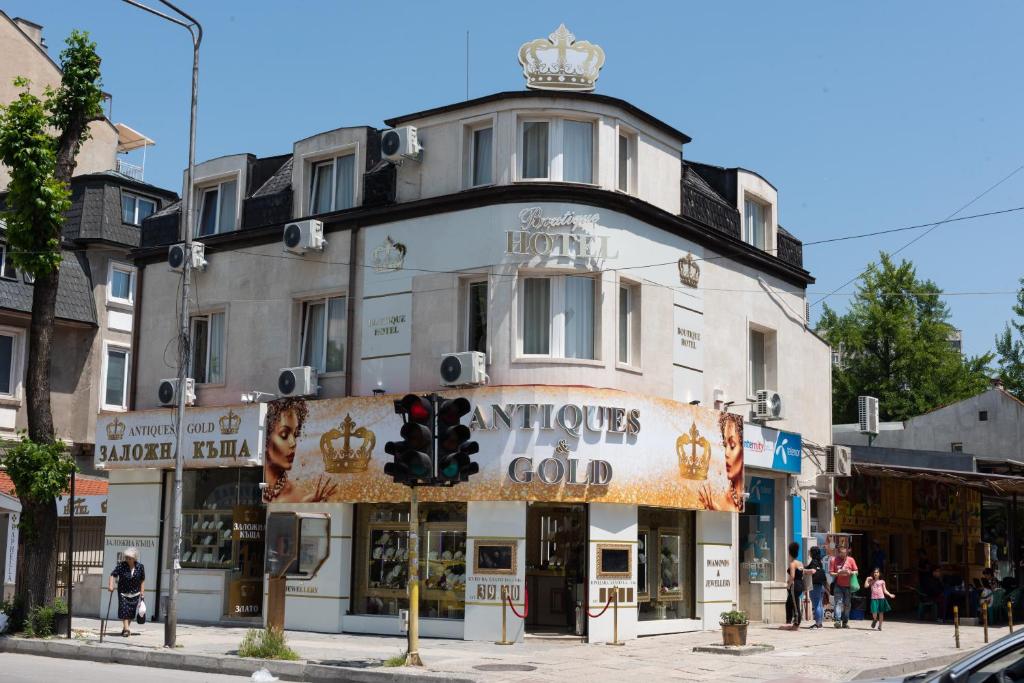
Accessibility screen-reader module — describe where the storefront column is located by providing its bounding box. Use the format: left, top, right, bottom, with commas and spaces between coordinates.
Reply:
269, 502, 352, 633
696, 510, 736, 629
104, 469, 162, 618
464, 501, 525, 642
588, 503, 638, 643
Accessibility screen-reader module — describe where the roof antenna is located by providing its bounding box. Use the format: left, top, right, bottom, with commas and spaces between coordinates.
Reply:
465, 30, 470, 101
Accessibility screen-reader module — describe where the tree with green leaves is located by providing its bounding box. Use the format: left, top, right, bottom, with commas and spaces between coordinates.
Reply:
817, 252, 993, 423
995, 278, 1024, 400
0, 31, 104, 609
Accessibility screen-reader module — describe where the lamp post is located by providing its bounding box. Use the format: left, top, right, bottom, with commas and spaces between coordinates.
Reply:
119, 0, 202, 649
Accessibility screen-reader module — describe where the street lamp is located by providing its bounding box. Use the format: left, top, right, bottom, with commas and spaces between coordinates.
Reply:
119, 0, 202, 649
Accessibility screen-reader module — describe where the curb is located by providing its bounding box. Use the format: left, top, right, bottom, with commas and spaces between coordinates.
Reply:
0, 637, 478, 683
852, 651, 969, 681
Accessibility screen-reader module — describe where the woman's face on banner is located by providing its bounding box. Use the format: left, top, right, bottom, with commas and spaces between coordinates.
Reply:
723, 418, 743, 487
267, 409, 299, 471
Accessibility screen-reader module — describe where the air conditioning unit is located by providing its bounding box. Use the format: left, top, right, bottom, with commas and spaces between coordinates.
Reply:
381, 126, 421, 162
168, 242, 207, 272
754, 389, 784, 421
278, 366, 318, 397
158, 378, 195, 407
283, 219, 325, 254
825, 445, 852, 477
439, 352, 486, 387
858, 395, 879, 435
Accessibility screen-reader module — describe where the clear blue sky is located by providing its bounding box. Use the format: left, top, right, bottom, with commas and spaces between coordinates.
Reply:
6, 1, 1023, 359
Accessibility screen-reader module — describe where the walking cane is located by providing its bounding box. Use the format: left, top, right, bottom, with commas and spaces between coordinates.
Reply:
100, 589, 114, 643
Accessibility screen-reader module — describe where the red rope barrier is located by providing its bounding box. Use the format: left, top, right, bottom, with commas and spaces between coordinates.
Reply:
506, 586, 529, 619
586, 593, 614, 619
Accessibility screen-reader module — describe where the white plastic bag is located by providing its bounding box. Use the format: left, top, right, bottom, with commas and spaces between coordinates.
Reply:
251, 668, 279, 683
0, 612, 9, 634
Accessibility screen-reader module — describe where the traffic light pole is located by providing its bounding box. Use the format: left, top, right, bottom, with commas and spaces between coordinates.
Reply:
406, 485, 423, 666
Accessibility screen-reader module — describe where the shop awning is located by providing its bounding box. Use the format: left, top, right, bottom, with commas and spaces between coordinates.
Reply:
854, 462, 1024, 495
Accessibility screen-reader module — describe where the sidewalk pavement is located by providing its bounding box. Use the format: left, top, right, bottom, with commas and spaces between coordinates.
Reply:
0, 616, 1006, 682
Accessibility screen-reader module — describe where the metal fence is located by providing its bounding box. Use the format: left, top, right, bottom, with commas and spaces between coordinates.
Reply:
55, 517, 106, 599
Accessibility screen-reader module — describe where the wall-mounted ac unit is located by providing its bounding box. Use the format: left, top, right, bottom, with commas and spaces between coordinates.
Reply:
824, 445, 852, 477
158, 378, 195, 407
283, 219, 325, 254
753, 389, 784, 421
858, 395, 879, 435
168, 242, 206, 272
381, 126, 421, 162
278, 366, 318, 397
440, 352, 486, 387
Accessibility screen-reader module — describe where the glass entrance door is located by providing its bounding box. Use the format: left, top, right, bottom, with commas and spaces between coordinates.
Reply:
524, 503, 587, 634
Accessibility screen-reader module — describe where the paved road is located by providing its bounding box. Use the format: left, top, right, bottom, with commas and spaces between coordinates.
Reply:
1, 653, 252, 682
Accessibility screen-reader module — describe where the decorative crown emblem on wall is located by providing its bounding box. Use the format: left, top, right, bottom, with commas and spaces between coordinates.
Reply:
678, 253, 701, 288
219, 409, 242, 435
372, 236, 407, 273
106, 417, 126, 441
319, 414, 376, 473
518, 24, 606, 92
676, 422, 711, 480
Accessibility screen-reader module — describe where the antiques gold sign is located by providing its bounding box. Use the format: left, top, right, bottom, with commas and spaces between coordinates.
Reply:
94, 404, 267, 470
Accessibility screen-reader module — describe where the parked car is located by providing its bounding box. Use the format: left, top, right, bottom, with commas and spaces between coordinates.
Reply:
863, 628, 1024, 682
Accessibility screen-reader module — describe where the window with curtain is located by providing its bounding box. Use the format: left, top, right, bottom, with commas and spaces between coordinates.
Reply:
521, 121, 549, 179
310, 161, 334, 214
472, 127, 493, 186
520, 275, 598, 360
0, 333, 15, 396
467, 281, 487, 353
750, 328, 766, 394
618, 285, 632, 364
0, 244, 17, 280
310, 155, 355, 213
744, 198, 767, 250
108, 264, 134, 305
191, 312, 225, 384
562, 120, 593, 184
301, 295, 346, 374
563, 276, 595, 359
618, 133, 633, 192
196, 179, 238, 236
121, 193, 156, 225
104, 347, 129, 409
522, 278, 551, 355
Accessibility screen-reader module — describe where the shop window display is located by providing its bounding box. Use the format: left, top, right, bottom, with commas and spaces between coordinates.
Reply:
638, 507, 694, 621
354, 503, 467, 619
173, 468, 263, 570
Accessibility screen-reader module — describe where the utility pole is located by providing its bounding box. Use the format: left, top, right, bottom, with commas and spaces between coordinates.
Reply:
119, 0, 202, 649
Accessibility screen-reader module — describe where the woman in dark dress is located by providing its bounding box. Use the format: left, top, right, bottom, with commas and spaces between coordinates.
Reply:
108, 547, 145, 637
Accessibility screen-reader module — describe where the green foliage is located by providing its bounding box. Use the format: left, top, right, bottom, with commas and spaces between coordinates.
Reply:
995, 278, 1024, 400
23, 603, 57, 638
383, 651, 408, 667
47, 31, 104, 142
1, 433, 75, 539
1, 595, 27, 633
817, 252, 993, 423
720, 610, 748, 625
238, 627, 300, 661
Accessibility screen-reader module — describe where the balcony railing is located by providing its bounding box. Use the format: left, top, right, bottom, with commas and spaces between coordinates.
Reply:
117, 158, 144, 181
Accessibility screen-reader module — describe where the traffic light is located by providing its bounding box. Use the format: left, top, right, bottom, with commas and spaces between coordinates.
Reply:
384, 394, 435, 485
435, 397, 480, 485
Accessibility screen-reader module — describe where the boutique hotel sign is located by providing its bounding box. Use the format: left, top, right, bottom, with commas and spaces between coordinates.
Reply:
505, 207, 617, 260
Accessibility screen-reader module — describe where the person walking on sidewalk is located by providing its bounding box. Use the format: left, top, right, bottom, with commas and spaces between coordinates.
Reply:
866, 568, 895, 630
805, 546, 828, 628
108, 547, 145, 638
830, 546, 858, 628
785, 541, 805, 629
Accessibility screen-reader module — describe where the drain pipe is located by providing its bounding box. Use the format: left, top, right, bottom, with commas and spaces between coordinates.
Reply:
344, 225, 359, 398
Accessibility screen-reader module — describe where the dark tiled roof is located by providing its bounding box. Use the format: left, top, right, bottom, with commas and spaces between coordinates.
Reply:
0, 248, 96, 325
682, 162, 730, 205
151, 199, 181, 218
252, 157, 293, 197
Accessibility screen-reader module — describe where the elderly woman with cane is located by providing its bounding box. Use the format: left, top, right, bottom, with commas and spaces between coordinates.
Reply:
107, 547, 145, 637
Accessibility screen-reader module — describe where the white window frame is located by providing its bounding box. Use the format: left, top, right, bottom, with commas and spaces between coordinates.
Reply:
747, 323, 777, 399
300, 142, 360, 217
194, 174, 241, 236
298, 293, 347, 376
743, 193, 771, 251
101, 342, 131, 411
462, 277, 489, 354
514, 272, 601, 363
189, 310, 226, 385
308, 153, 357, 214
106, 260, 136, 307
516, 115, 600, 185
0, 325, 25, 400
463, 117, 496, 189
616, 279, 641, 370
616, 125, 638, 194
120, 191, 157, 226
0, 243, 17, 280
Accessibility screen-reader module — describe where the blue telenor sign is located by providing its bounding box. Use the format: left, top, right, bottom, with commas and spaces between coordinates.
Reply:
772, 431, 802, 474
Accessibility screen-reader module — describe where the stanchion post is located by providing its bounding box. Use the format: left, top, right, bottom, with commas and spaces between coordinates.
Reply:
954, 605, 961, 649
608, 587, 625, 647
496, 586, 513, 645
1010, 602, 1014, 633
983, 601, 989, 644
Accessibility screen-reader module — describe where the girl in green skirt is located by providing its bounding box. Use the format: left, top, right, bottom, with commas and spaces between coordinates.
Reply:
866, 568, 896, 630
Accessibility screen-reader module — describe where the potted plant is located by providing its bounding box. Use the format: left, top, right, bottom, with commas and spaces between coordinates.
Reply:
53, 598, 70, 636
720, 609, 748, 646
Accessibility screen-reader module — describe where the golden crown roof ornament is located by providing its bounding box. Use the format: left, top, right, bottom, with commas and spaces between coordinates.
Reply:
676, 422, 711, 480
678, 253, 701, 288
320, 414, 376, 474
518, 24, 606, 92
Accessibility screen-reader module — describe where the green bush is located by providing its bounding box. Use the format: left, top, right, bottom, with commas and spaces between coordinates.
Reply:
24, 604, 56, 638
720, 609, 748, 626
238, 627, 300, 661
1, 595, 27, 633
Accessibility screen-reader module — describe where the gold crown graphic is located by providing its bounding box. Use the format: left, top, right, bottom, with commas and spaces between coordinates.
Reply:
319, 414, 376, 473
372, 236, 407, 273
518, 24, 606, 92
676, 422, 711, 480
219, 409, 241, 435
678, 253, 701, 288
106, 417, 126, 441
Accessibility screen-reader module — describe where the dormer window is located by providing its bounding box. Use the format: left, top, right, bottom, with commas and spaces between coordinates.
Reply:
121, 192, 156, 226
310, 154, 355, 214
519, 117, 595, 185
744, 197, 768, 250
196, 179, 238, 236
